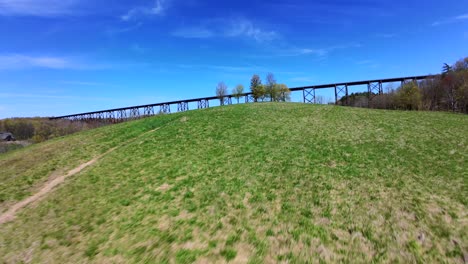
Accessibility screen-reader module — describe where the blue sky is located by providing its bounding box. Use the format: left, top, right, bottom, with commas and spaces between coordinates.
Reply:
0, 0, 467, 118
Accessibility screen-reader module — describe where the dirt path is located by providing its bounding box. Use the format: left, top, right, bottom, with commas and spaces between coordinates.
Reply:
0, 126, 164, 225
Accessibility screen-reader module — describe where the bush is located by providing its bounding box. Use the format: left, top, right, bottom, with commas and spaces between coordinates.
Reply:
396, 82, 422, 110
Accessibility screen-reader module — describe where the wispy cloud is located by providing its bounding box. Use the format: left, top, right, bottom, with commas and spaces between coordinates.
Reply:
274, 43, 362, 58
224, 18, 278, 42
171, 27, 214, 39
0, 0, 78, 16
130, 43, 147, 53
0, 54, 118, 70
376, 33, 396, 38
0, 54, 75, 69
121, 0, 167, 21
176, 64, 303, 76
177, 64, 266, 72
171, 18, 278, 43
432, 13, 468, 26
356, 60, 380, 68
106, 23, 143, 36
58, 81, 111, 86
298, 48, 328, 56
290, 77, 314, 83
356, 60, 373, 65
0, 92, 79, 99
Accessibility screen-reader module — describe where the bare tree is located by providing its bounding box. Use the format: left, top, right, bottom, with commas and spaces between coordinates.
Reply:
316, 95, 324, 104
216, 82, 228, 106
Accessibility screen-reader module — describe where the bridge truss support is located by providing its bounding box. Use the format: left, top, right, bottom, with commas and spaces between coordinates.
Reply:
129, 108, 140, 119
178, 102, 189, 112
303, 88, 316, 103
335, 84, 348, 105
117, 110, 127, 121
105, 111, 115, 123
160, 104, 170, 114
143, 106, 155, 117
198, 99, 209, 109
223, 96, 232, 106
367, 81, 383, 107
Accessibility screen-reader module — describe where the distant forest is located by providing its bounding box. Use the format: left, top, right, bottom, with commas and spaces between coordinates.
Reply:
0, 118, 103, 145
338, 57, 468, 113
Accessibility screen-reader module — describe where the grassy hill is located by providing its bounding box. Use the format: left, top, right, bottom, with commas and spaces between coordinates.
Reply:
0, 103, 466, 263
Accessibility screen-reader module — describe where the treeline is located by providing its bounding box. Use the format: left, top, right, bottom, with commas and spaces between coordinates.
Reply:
216, 73, 291, 103
0, 118, 104, 143
340, 57, 468, 113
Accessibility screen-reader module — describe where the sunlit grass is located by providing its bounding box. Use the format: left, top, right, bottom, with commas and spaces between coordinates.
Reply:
0, 103, 466, 263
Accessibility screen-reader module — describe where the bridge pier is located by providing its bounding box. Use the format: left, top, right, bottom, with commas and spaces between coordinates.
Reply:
178, 102, 189, 112
335, 84, 348, 105
160, 104, 170, 114
105, 111, 115, 123
144, 106, 155, 117
303, 88, 316, 103
129, 108, 140, 119
223, 96, 232, 106
198, 99, 209, 109
367, 81, 383, 107
117, 110, 127, 121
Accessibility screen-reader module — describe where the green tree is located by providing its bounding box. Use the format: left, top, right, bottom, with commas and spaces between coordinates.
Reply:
256, 84, 266, 101
442, 63, 453, 77
250, 75, 262, 102
265, 73, 277, 101
396, 82, 422, 110
276, 84, 291, 102
232, 84, 244, 103
3, 119, 35, 140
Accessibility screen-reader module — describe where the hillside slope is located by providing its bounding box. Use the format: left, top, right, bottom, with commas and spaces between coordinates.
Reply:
0, 103, 466, 263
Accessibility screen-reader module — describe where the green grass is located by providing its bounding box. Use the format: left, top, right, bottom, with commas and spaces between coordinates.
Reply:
0, 103, 466, 263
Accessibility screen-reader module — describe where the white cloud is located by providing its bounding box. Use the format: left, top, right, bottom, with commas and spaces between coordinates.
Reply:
121, 0, 167, 21
290, 77, 314, 83
171, 27, 214, 38
0, 54, 115, 70
106, 23, 143, 36
0, 54, 72, 69
130, 43, 146, 53
299, 48, 328, 56
356, 60, 373, 65
432, 13, 468, 26
0, 0, 78, 16
276, 43, 361, 57
177, 64, 266, 72
171, 18, 278, 43
376, 33, 396, 38
58, 81, 109, 86
225, 18, 278, 42
356, 60, 380, 68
